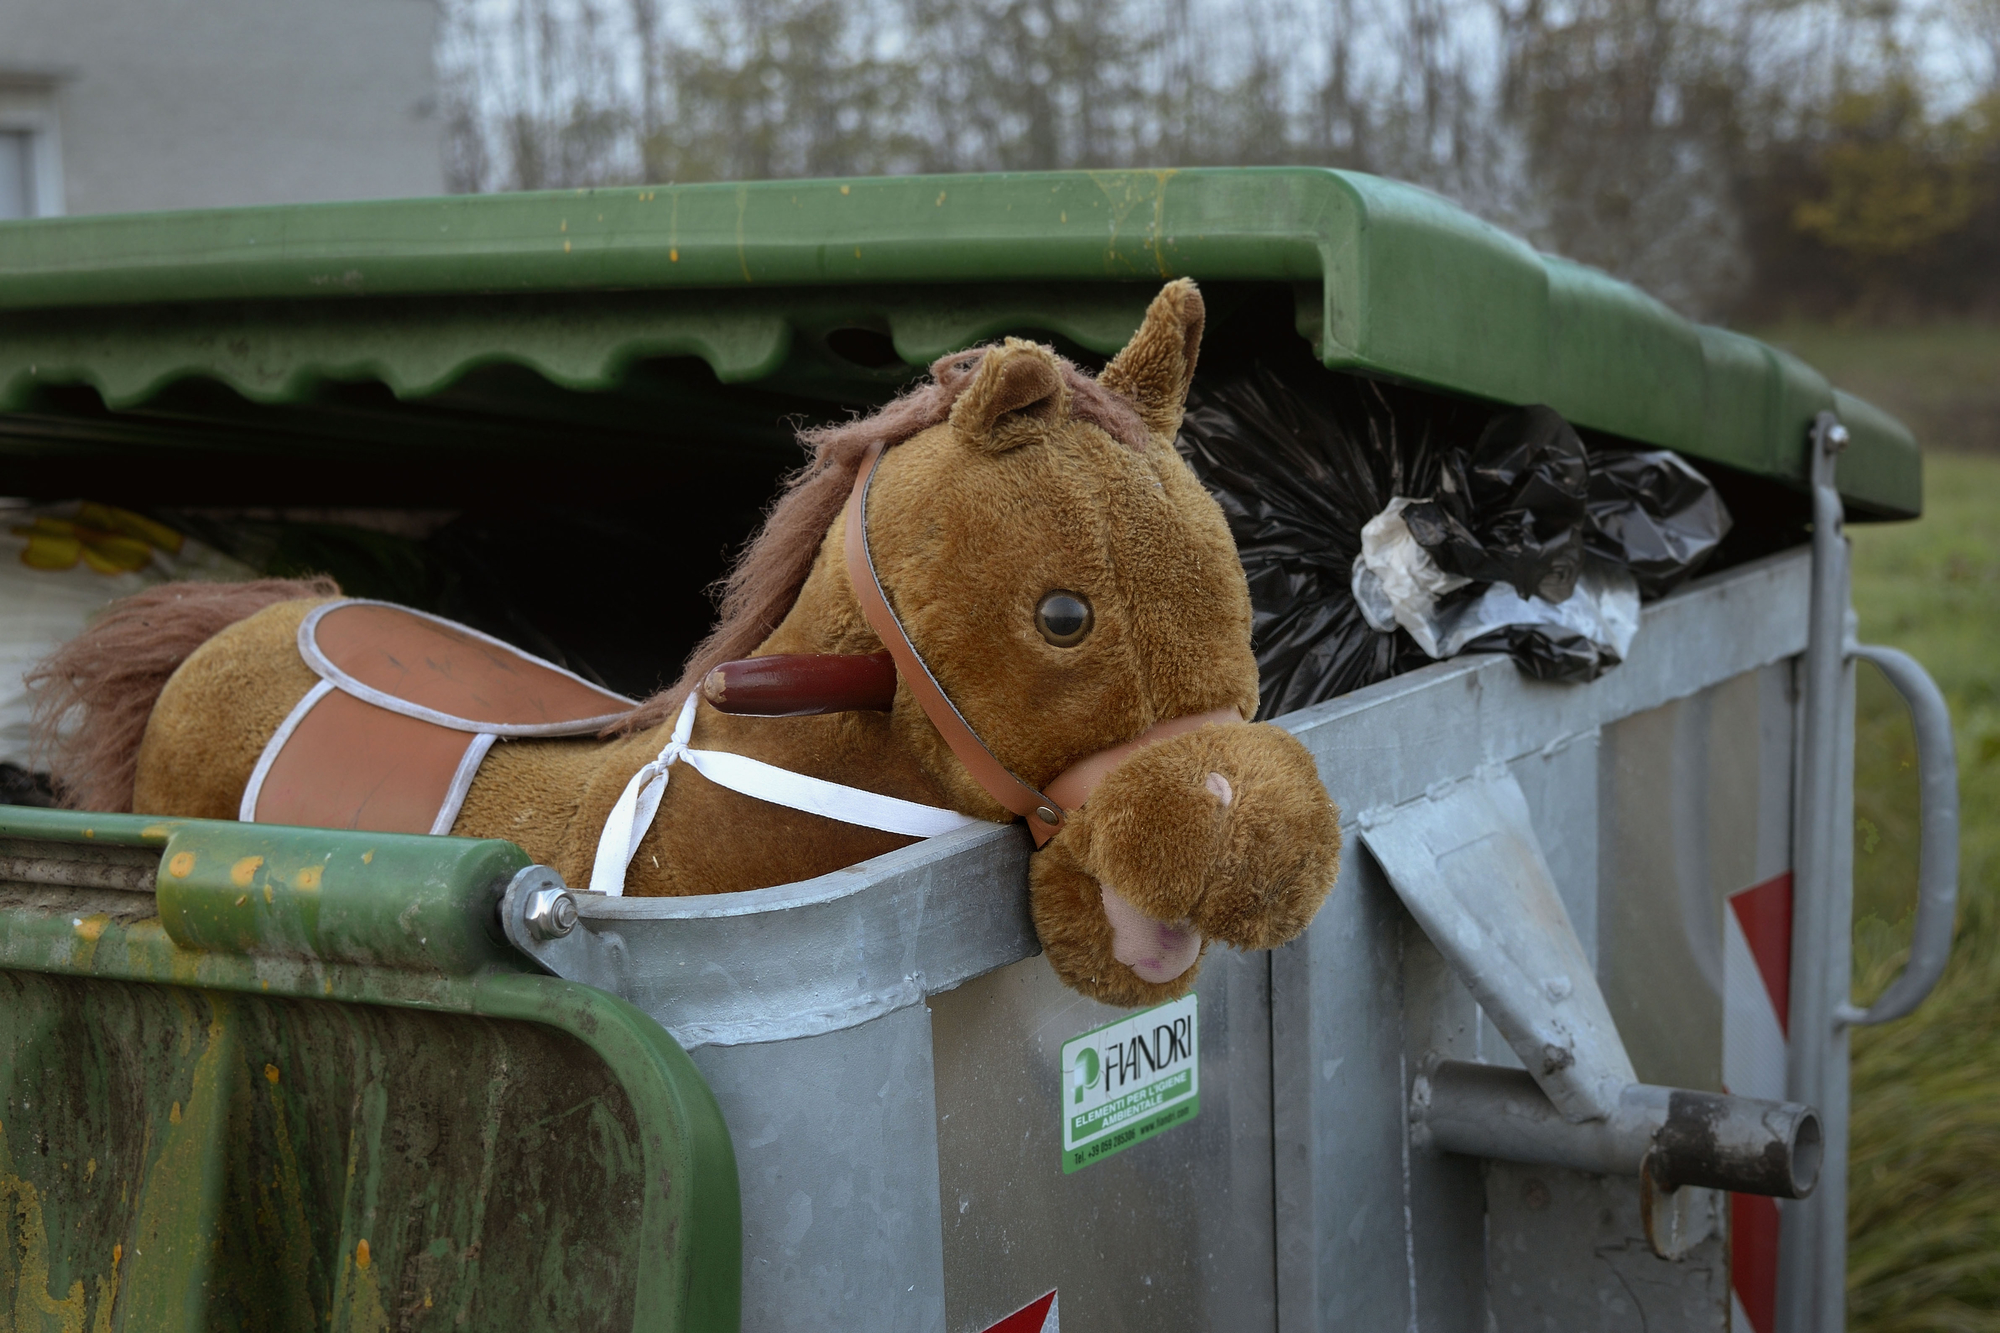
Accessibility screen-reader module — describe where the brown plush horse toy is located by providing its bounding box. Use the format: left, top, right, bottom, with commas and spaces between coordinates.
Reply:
34, 280, 1341, 1007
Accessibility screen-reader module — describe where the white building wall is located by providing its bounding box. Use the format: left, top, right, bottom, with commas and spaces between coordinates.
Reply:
0, 0, 442, 217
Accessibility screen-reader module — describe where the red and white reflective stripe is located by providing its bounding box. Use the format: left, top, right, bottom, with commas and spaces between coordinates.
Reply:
1723, 872, 1793, 1333
978, 1289, 1057, 1333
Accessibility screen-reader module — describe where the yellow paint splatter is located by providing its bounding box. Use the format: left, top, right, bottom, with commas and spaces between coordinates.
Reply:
840, 184, 850, 195
669, 248, 679, 262
356, 1239, 371, 1269
559, 220, 567, 232
936, 191, 947, 206
230, 856, 263, 887
265, 1064, 280, 1084
853, 247, 861, 259
93, 1241, 123, 1332
167, 852, 195, 878
294, 866, 322, 891
82, 827, 94, 839
73, 915, 107, 942
424, 1291, 433, 1308
264, 884, 273, 903
362, 850, 373, 864
85, 1159, 95, 1180
0, 1167, 90, 1330
563, 240, 571, 253
169, 1102, 182, 1124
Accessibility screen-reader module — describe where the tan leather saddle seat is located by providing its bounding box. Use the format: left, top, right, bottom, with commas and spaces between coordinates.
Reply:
242, 600, 634, 836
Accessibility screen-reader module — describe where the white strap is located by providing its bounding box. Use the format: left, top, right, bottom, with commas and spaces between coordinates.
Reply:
588, 694, 986, 896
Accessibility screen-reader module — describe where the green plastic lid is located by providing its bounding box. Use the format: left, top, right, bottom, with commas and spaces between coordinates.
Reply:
0, 167, 1916, 516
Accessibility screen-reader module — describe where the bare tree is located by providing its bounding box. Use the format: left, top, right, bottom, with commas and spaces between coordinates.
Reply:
433, 0, 1995, 318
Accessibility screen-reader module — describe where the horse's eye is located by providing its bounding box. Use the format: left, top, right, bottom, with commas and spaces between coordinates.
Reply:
1035, 590, 1093, 647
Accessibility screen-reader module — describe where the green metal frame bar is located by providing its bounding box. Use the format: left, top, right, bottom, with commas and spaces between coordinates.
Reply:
0, 807, 741, 1332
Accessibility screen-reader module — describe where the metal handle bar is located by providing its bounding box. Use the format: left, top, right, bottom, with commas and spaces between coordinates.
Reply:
1838, 643, 1961, 1027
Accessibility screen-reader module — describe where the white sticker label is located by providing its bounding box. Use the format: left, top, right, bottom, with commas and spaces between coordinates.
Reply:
1059, 993, 1199, 1173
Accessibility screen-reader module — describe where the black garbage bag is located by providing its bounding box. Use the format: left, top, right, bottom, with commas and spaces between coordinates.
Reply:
1458, 622, 1618, 684
1176, 364, 1474, 718
1583, 447, 1733, 598
1402, 405, 1590, 603
1178, 363, 1734, 714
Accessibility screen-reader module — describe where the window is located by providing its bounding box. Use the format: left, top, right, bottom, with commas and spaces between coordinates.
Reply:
0, 79, 63, 219
0, 130, 34, 220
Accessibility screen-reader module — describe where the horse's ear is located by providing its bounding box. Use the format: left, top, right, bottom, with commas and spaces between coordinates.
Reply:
948, 338, 1069, 453
1100, 278, 1205, 439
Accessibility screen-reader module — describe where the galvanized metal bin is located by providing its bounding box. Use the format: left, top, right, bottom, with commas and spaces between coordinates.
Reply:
0, 168, 1956, 1332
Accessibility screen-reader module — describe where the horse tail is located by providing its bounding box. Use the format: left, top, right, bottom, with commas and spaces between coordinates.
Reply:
26, 577, 340, 813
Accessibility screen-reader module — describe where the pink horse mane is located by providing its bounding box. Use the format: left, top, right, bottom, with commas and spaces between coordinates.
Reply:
612, 345, 1149, 736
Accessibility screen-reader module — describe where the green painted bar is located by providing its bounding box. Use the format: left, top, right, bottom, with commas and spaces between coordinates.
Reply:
0, 809, 740, 1331
154, 822, 527, 974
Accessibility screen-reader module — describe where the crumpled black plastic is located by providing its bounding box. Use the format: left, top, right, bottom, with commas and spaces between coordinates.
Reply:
1177, 362, 1734, 715
1177, 363, 1472, 718
1583, 447, 1732, 598
1460, 624, 1620, 684
1402, 405, 1590, 603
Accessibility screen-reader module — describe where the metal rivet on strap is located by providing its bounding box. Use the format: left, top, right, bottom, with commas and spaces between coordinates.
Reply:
1035, 805, 1061, 826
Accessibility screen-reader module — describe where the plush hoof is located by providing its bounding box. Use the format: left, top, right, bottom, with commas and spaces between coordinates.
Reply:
1029, 720, 1341, 1006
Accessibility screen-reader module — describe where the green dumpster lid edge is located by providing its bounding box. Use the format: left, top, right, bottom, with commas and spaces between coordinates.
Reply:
0, 167, 1919, 517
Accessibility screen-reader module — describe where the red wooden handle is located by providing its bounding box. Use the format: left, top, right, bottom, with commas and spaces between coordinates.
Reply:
700, 652, 898, 716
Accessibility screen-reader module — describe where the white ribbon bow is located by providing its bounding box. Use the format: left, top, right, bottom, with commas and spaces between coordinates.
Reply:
588, 692, 986, 896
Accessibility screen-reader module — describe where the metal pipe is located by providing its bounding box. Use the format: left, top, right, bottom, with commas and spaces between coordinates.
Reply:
1780, 411, 1855, 1333
1841, 644, 1961, 1027
1412, 1060, 1822, 1199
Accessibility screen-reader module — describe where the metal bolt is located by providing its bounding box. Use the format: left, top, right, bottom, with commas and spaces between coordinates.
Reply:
1035, 804, 1061, 826
1825, 423, 1850, 454
524, 886, 578, 940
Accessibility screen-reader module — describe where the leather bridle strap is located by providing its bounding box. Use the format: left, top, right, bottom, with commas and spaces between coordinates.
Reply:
843, 439, 1244, 849
1043, 705, 1243, 817
844, 440, 1067, 839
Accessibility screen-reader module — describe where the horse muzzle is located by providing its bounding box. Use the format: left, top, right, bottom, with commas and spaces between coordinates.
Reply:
1028, 718, 1343, 1006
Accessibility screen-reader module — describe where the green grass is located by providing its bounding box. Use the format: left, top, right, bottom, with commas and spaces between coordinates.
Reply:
1845, 449, 2000, 1329
1743, 325, 2000, 1323
1758, 322, 2000, 456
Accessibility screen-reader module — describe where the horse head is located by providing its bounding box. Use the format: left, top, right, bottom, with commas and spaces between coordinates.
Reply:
802, 280, 1342, 1005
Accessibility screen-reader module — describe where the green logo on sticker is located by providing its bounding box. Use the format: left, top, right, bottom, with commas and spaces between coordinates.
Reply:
1059, 993, 1200, 1173
1073, 1047, 1100, 1103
